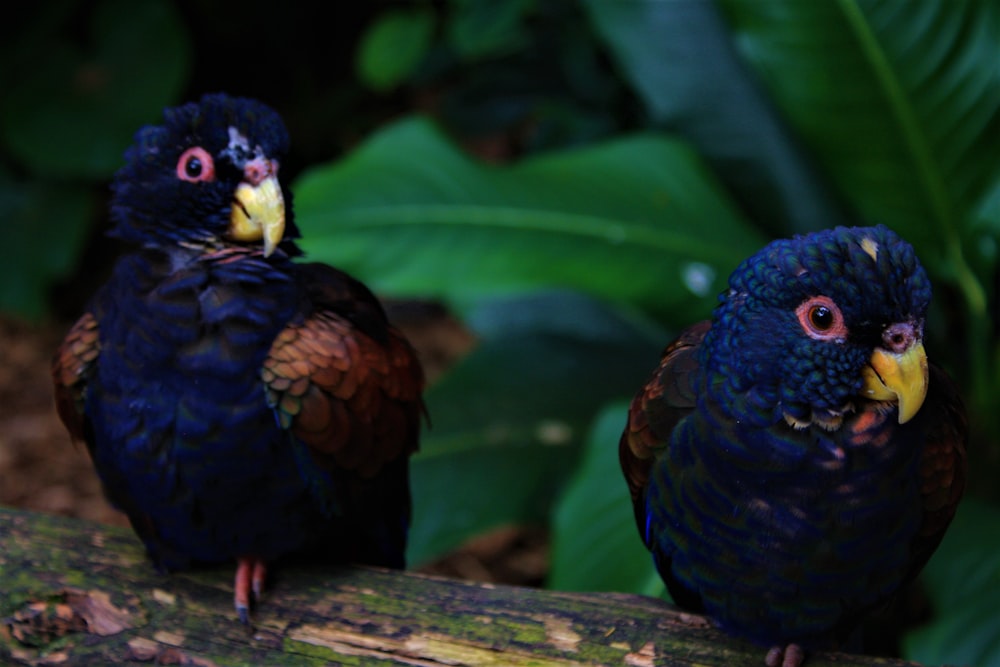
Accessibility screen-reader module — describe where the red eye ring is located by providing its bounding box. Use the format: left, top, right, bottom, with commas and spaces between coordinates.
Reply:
795, 296, 847, 341
176, 147, 215, 182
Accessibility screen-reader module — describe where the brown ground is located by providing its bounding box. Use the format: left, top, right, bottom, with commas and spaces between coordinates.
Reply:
0, 317, 123, 526
0, 310, 548, 587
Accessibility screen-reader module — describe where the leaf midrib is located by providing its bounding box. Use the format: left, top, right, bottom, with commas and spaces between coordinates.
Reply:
304, 204, 754, 268
838, 0, 985, 314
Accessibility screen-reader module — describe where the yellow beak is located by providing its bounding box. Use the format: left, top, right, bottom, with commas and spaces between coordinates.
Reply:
860, 342, 928, 423
229, 173, 285, 257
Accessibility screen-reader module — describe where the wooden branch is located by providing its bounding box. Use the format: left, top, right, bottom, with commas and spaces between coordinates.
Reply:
0, 507, 921, 666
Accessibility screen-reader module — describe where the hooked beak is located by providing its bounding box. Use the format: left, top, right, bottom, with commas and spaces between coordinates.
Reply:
229, 159, 285, 257
861, 341, 928, 424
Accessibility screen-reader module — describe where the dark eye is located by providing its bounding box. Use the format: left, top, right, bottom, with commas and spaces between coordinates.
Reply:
185, 157, 203, 178
809, 305, 833, 330
176, 147, 215, 183
795, 296, 847, 341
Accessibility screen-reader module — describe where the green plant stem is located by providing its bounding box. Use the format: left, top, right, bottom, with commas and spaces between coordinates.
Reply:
840, 0, 992, 444
838, 0, 988, 312
838, 0, 954, 240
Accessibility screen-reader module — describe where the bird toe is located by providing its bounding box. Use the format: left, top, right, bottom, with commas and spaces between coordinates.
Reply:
764, 644, 805, 667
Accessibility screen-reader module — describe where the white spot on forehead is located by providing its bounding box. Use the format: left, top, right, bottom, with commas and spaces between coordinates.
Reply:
227, 127, 250, 152
222, 126, 265, 167
860, 237, 879, 262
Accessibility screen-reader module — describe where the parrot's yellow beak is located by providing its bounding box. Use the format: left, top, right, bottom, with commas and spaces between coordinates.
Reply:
229, 172, 285, 257
861, 342, 928, 424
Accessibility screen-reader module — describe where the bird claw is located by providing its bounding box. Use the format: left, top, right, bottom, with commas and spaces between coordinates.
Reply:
236, 601, 251, 627
765, 644, 805, 667
234, 556, 268, 625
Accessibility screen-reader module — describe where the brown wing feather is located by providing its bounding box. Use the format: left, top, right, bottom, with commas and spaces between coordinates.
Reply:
907, 362, 968, 574
620, 320, 708, 506
51, 312, 101, 445
263, 308, 424, 479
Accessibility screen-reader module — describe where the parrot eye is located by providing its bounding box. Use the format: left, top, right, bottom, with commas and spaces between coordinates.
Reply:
796, 296, 847, 341
810, 306, 833, 329
177, 147, 215, 183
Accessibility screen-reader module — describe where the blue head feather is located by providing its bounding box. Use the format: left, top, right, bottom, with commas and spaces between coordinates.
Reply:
641, 225, 945, 649
703, 225, 931, 425
110, 93, 301, 254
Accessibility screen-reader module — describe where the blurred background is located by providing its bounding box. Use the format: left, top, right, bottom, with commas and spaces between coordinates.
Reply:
1, 1, 998, 663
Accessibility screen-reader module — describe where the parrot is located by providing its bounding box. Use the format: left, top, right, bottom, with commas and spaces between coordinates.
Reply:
620, 226, 966, 666
52, 93, 425, 624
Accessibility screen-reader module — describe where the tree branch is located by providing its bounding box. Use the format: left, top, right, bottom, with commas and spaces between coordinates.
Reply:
0, 507, 920, 666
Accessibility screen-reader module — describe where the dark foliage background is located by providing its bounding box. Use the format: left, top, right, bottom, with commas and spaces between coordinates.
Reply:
1, 1, 998, 663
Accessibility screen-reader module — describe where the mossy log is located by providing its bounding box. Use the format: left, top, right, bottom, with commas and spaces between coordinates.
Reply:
0, 507, 921, 666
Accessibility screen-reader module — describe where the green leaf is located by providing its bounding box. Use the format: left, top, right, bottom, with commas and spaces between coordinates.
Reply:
972, 178, 1000, 235
904, 587, 1000, 667
356, 8, 435, 92
720, 0, 1000, 315
912, 499, 1000, 617
407, 290, 666, 563
410, 445, 561, 566
295, 115, 765, 321
582, 0, 845, 236
903, 498, 1000, 665
1, 0, 191, 179
548, 402, 664, 597
0, 176, 95, 319
446, 0, 532, 60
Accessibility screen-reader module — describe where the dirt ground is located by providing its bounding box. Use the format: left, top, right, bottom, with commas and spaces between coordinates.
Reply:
0, 317, 123, 525
0, 312, 549, 587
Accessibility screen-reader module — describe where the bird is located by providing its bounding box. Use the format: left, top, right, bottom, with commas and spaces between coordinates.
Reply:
620, 226, 966, 667
52, 93, 425, 624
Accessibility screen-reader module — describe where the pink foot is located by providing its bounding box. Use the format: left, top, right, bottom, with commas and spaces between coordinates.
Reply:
234, 556, 268, 624
765, 644, 806, 667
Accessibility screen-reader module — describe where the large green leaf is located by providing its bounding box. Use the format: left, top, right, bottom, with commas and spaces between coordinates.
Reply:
902, 499, 1000, 665
548, 402, 664, 597
407, 290, 666, 563
904, 588, 1000, 667
581, 0, 847, 237
294, 115, 765, 321
719, 0, 1000, 314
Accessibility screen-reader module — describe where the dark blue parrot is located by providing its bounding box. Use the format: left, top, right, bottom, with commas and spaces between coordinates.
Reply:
52, 93, 425, 623
620, 226, 966, 666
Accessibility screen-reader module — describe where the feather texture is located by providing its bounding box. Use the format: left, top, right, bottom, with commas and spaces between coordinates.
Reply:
621, 226, 966, 661
52, 94, 424, 619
